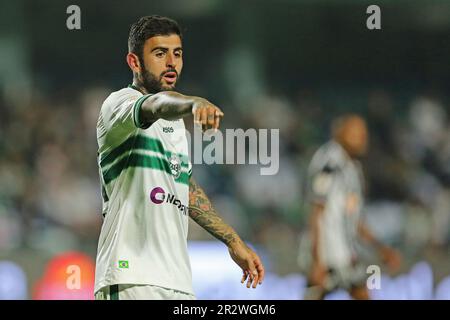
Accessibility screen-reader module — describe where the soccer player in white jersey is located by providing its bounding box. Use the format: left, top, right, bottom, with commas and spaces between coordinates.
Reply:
94, 15, 265, 300
298, 115, 401, 300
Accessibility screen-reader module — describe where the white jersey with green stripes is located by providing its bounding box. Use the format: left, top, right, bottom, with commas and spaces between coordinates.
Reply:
94, 86, 194, 295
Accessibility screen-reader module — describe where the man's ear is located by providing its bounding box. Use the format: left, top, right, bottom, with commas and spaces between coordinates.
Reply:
126, 53, 141, 73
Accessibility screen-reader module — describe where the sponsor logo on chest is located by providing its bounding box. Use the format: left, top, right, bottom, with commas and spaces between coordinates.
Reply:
150, 186, 188, 216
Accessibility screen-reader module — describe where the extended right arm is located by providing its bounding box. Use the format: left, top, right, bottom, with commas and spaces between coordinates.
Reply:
137, 91, 224, 130
139, 91, 195, 122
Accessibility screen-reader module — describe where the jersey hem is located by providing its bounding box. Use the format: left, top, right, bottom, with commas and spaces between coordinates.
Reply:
95, 279, 195, 296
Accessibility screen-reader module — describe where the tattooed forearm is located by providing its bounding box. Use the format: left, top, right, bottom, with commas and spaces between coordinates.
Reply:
189, 177, 243, 247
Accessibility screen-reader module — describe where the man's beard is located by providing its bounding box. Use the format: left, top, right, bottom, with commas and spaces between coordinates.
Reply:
139, 65, 179, 93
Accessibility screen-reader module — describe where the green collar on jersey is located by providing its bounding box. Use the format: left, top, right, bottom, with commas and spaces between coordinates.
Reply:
128, 84, 143, 93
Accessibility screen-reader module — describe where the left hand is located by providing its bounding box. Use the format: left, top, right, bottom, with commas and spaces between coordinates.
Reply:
228, 241, 265, 289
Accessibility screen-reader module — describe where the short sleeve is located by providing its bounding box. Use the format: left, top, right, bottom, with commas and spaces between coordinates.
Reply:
306, 142, 345, 205
101, 90, 138, 135
308, 165, 337, 204
101, 89, 154, 134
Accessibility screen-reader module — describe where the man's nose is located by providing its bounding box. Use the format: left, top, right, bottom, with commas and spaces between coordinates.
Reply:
166, 53, 176, 68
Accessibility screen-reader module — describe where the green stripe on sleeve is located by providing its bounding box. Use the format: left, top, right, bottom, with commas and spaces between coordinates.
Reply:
133, 94, 153, 129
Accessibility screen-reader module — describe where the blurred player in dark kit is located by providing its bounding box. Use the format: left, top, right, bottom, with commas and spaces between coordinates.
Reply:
298, 115, 401, 299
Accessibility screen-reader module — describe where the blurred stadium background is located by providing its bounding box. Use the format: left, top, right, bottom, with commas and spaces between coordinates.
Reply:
1, 0, 450, 299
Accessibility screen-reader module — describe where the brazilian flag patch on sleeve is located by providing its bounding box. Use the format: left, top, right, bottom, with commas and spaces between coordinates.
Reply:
118, 260, 129, 269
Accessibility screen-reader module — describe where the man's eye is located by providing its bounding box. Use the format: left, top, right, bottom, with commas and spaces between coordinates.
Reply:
156, 52, 165, 58
175, 52, 182, 58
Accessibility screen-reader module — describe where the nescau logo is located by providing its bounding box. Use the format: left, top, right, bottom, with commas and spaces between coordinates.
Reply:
149, 186, 188, 215
150, 187, 165, 204
168, 154, 181, 179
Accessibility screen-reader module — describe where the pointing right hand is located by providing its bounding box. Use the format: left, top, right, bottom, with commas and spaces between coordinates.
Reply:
192, 97, 224, 132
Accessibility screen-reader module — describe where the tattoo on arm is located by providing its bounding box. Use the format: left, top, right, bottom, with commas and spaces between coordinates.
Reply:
140, 91, 194, 123
189, 177, 242, 247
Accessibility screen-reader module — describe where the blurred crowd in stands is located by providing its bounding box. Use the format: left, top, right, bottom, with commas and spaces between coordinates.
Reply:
0, 84, 449, 297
